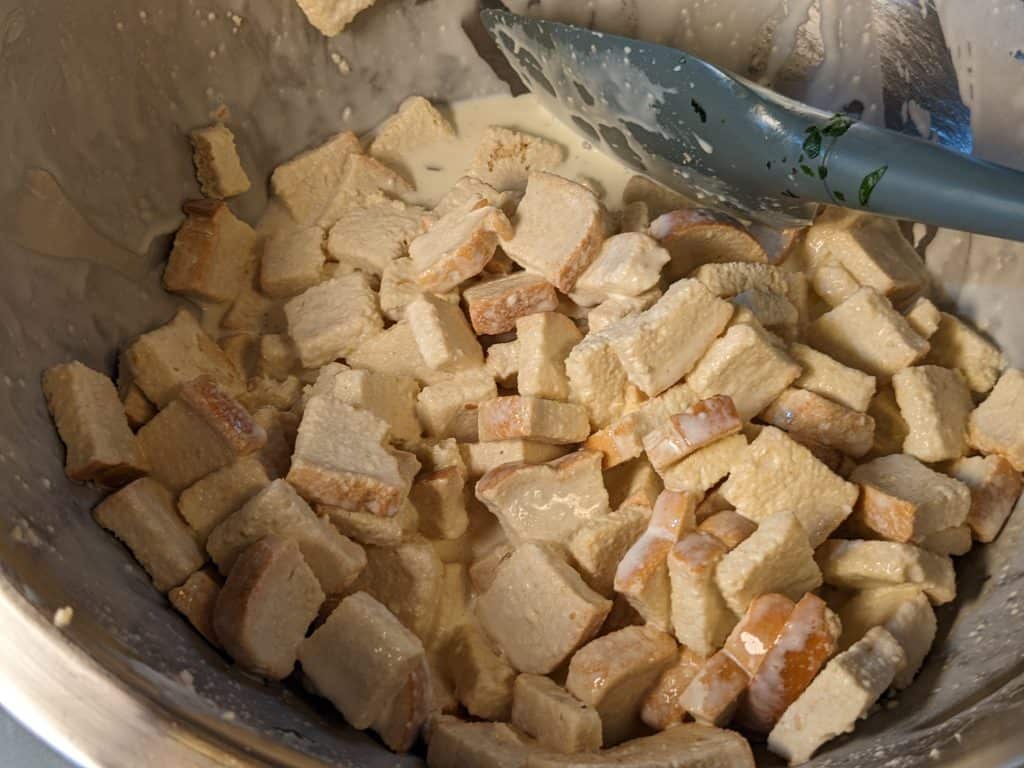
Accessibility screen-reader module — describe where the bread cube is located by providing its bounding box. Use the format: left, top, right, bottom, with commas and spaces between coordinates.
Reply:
42, 361, 149, 487
950, 454, 1023, 542
319, 499, 417, 547
369, 96, 455, 168
206, 479, 365, 594
347, 322, 452, 386
731, 288, 799, 328
372, 654, 432, 753
476, 451, 609, 545
892, 365, 973, 462
177, 456, 271, 544
925, 312, 1005, 393
94, 477, 205, 591
643, 395, 742, 471
721, 427, 858, 547
809, 263, 860, 307
721, 593, 796, 676
469, 126, 566, 192
410, 199, 513, 293
325, 367, 422, 446
569, 503, 650, 596
567, 330, 646, 430
119, 376, 157, 431
168, 568, 221, 646
735, 593, 841, 733
164, 200, 257, 303
969, 368, 1024, 470
816, 539, 956, 604
512, 674, 603, 754
571, 232, 669, 306
678, 651, 749, 727
667, 532, 735, 656
767, 626, 905, 765
477, 396, 589, 445
608, 279, 734, 398
806, 288, 929, 378
849, 454, 971, 543
685, 323, 800, 420
476, 543, 612, 674
284, 273, 382, 368
715, 511, 822, 616
640, 649, 705, 731
904, 297, 942, 339
426, 719, 540, 768
445, 621, 517, 720
586, 291, 661, 334
433, 175, 517, 220
416, 368, 497, 438
761, 388, 875, 458
659, 433, 748, 495
788, 343, 876, 412
190, 123, 250, 199
294, 0, 377, 36
287, 396, 411, 515
649, 209, 767, 280
516, 312, 582, 401
463, 272, 559, 336
322, 193, 422, 273
137, 377, 265, 492
126, 310, 244, 408
270, 130, 362, 222
698, 510, 757, 550
485, 340, 519, 387
566, 625, 677, 746
604, 457, 663, 510
406, 294, 484, 373
693, 262, 788, 298
805, 214, 928, 303
460, 439, 569, 478
411, 466, 469, 540
380, 257, 460, 322
259, 226, 325, 298
918, 524, 972, 556
213, 536, 323, 679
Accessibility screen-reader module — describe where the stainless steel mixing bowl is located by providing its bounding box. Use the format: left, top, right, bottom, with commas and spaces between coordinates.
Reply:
2, 1, 1023, 766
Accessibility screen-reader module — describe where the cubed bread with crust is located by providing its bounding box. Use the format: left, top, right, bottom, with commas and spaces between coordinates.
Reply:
213, 536, 324, 679
760, 388, 875, 458
567, 329, 646, 430
369, 96, 455, 168
476, 451, 609, 545
571, 232, 669, 306
446, 621, 517, 721
433, 176, 517, 220
512, 674, 603, 754
809, 263, 860, 308
406, 294, 484, 373
694, 262, 788, 298
721, 427, 857, 547
659, 433, 748, 495
587, 383, 699, 469
969, 369, 1024, 470
476, 542, 612, 674
806, 288, 929, 378
925, 312, 1006, 393
788, 343, 876, 412
42, 361, 149, 487
347, 322, 452, 387
94, 477, 205, 592
319, 499, 417, 547
463, 272, 560, 336
516, 312, 582, 401
587, 291, 661, 334
426, 719, 541, 768
164, 200, 257, 303
190, 123, 250, 199
892, 365, 973, 462
485, 340, 519, 387
569, 502, 651, 596
722, 593, 796, 677
949, 454, 1023, 542
324, 194, 423, 275
477, 396, 590, 445
284, 273, 382, 368
270, 130, 362, 223
354, 537, 443, 642
416, 368, 497, 438
678, 650, 749, 727
816, 539, 956, 604
918, 524, 973, 556
178, 456, 271, 544
640, 648, 705, 731
260, 226, 326, 298
502, 172, 608, 293
667, 532, 735, 656
327, 367, 422, 446
904, 297, 942, 339
372, 653, 432, 752
459, 440, 569, 478
168, 568, 221, 646
469, 126, 566, 192
410, 466, 469, 540
649, 208, 768, 280
698, 510, 757, 550
380, 257, 460, 322
643, 395, 742, 471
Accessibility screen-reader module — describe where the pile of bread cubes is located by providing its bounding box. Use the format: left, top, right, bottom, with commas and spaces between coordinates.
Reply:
42, 94, 1024, 767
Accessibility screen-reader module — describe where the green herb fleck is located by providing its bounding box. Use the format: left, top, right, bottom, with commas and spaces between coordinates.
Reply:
834, 190, 846, 202
802, 127, 822, 159
800, 164, 815, 177
818, 166, 828, 180
691, 99, 707, 123
859, 165, 888, 206
823, 114, 855, 137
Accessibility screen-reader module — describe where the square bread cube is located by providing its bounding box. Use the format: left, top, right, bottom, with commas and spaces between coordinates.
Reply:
925, 312, 1005, 393
410, 466, 469, 540
380, 257, 459, 322
316, 156, 415, 229
678, 650, 749, 727
287, 396, 411, 515
406, 294, 484, 372
94, 477, 205, 591
849, 454, 971, 543
950, 454, 1023, 542
319, 499, 417, 547
904, 297, 942, 339
469, 126, 566, 192
722, 593, 796, 677
259, 226, 326, 298
643, 395, 742, 471
788, 343, 876, 412
164, 200, 257, 303
659, 433, 748, 495
214, 536, 324, 679
410, 199, 513, 293
512, 674, 602, 754
731, 288, 798, 328
721, 427, 858, 547
476, 451, 609, 545
177, 456, 271, 543
715, 511, 822, 616
271, 130, 362, 223
284, 273, 382, 368
137, 377, 266, 492
516, 312, 582, 401
190, 123, 250, 199
446, 621, 517, 721
42, 361, 149, 487
892, 365, 973, 462
760, 388, 875, 458
586, 290, 661, 334
324, 196, 424, 275
463, 272, 559, 336
969, 368, 1024, 470
168, 568, 221, 646
369, 96, 455, 169
566, 329, 646, 430
300, 591, 425, 730
476, 543, 612, 674
330, 367, 422, 446
459, 439, 569, 478
686, 324, 801, 420
609, 279, 735, 397
667, 532, 735, 656
640, 649, 705, 732
566, 625, 678, 746
355, 537, 444, 642
206, 479, 366, 594
816, 539, 956, 604
806, 288, 929, 378
126, 309, 244, 407
569, 502, 651, 596
477, 396, 590, 445
347, 322, 452, 387
809, 263, 860, 307
416, 368, 497, 438
767, 626, 905, 765
698, 510, 758, 550
571, 232, 669, 306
